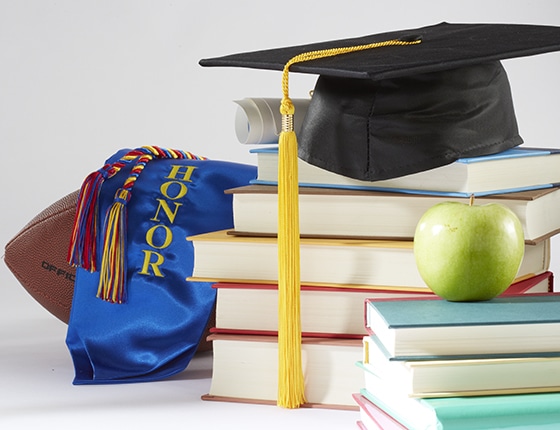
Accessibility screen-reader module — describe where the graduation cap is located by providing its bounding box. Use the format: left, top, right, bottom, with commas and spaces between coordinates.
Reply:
201, 22, 560, 181
199, 22, 560, 408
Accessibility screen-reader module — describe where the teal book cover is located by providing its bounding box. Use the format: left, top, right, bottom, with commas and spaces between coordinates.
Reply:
365, 294, 560, 360
366, 294, 560, 329
360, 388, 560, 430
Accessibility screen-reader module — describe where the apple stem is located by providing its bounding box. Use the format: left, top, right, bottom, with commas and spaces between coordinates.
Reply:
469, 194, 475, 206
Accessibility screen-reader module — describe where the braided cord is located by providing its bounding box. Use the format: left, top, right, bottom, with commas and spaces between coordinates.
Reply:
280, 38, 421, 118
68, 145, 206, 303
96, 146, 206, 303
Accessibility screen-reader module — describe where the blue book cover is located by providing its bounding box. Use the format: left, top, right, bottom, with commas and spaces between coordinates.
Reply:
250, 146, 559, 162
455, 147, 555, 163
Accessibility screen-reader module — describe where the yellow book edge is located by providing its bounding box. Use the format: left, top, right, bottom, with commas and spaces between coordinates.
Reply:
187, 273, 540, 291
187, 229, 416, 249
187, 276, 432, 291
226, 229, 559, 246
408, 385, 560, 399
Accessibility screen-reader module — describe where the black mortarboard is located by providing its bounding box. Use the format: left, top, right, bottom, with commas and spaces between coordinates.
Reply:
200, 22, 560, 181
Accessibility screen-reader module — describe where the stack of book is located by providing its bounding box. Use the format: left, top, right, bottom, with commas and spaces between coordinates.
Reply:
354, 295, 560, 429
188, 144, 560, 410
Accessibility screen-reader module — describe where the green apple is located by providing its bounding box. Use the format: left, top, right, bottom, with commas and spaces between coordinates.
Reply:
413, 197, 525, 301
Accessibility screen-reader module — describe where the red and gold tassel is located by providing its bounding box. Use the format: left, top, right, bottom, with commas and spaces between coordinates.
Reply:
67, 150, 142, 271
97, 187, 130, 303
69, 146, 206, 304
67, 167, 108, 272
93, 146, 206, 303
96, 152, 152, 303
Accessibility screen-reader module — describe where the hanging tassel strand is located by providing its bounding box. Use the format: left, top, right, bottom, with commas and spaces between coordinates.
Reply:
277, 98, 306, 408
275, 37, 421, 408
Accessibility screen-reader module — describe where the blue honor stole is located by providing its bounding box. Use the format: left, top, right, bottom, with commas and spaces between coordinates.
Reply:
65, 147, 256, 384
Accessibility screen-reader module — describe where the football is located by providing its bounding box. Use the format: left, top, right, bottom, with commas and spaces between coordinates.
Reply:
4, 191, 78, 323
4, 190, 213, 351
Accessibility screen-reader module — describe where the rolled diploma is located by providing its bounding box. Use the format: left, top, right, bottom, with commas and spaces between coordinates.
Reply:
234, 98, 311, 144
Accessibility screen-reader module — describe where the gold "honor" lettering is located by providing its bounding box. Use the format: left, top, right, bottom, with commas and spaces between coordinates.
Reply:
138, 164, 197, 278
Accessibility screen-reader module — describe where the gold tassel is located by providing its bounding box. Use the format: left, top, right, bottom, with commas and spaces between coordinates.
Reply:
277, 97, 306, 408
275, 37, 421, 409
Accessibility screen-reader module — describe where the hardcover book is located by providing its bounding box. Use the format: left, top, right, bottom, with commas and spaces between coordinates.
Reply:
359, 332, 560, 397
364, 293, 560, 360
226, 184, 560, 244
202, 334, 362, 410
358, 384, 560, 430
353, 393, 407, 430
250, 146, 560, 197
212, 272, 552, 338
188, 230, 550, 290
213, 283, 433, 338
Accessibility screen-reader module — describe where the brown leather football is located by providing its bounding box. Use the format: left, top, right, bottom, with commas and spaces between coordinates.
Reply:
4, 190, 213, 351
4, 191, 78, 323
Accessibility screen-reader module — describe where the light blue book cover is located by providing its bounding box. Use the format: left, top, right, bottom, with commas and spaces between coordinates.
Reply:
250, 146, 560, 197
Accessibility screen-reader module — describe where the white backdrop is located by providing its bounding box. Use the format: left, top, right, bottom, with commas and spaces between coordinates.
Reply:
1, 1, 560, 428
